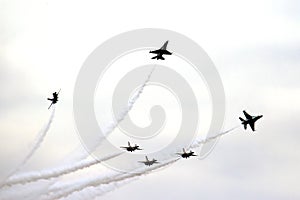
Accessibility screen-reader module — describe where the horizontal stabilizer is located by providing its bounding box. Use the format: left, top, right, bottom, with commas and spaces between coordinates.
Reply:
151, 55, 165, 60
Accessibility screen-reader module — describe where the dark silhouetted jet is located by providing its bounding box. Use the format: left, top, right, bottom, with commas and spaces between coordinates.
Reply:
176, 148, 197, 159
149, 40, 172, 60
139, 156, 159, 166
239, 110, 263, 131
47, 89, 60, 109
120, 141, 142, 152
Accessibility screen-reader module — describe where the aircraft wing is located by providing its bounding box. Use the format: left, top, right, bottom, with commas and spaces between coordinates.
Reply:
249, 121, 255, 131
164, 50, 172, 55
150, 49, 161, 54
243, 110, 252, 120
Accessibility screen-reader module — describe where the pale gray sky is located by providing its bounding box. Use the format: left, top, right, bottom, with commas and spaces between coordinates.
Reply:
1, 0, 300, 199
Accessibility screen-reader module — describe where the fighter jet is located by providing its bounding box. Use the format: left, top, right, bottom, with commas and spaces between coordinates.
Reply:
239, 110, 263, 131
149, 40, 172, 60
138, 156, 159, 166
176, 148, 197, 159
120, 141, 142, 152
47, 89, 61, 109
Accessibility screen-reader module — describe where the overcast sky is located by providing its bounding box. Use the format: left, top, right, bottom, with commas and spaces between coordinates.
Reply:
1, 0, 300, 199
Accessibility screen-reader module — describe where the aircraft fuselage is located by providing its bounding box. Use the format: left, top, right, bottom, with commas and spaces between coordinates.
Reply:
181, 152, 196, 159
124, 146, 141, 152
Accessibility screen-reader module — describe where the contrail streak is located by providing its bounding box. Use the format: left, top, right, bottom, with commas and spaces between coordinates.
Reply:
190, 125, 240, 149
104, 66, 156, 137
93, 177, 138, 199
18, 108, 56, 168
0, 108, 56, 187
42, 158, 179, 200
2, 152, 123, 187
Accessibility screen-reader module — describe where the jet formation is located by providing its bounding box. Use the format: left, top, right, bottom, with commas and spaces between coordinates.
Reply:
46, 41, 263, 166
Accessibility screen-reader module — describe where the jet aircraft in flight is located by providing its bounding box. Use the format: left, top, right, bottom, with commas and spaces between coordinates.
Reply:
120, 141, 142, 152
239, 110, 263, 131
139, 156, 159, 166
149, 40, 172, 60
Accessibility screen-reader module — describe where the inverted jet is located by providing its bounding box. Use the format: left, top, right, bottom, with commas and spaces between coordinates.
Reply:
47, 89, 61, 109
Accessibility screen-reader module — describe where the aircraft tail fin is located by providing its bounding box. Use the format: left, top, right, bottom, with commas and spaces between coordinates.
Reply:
239, 117, 247, 129
161, 40, 169, 50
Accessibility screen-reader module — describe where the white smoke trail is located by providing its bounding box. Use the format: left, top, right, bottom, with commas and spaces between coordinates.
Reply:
18, 108, 56, 169
190, 125, 240, 149
0, 108, 56, 187
42, 158, 179, 200
73, 177, 138, 200
93, 178, 138, 199
65, 126, 241, 199
104, 66, 156, 136
2, 152, 123, 188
